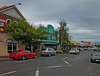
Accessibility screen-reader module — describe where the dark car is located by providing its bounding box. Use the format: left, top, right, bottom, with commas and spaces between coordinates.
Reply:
90, 52, 100, 63
9, 50, 37, 60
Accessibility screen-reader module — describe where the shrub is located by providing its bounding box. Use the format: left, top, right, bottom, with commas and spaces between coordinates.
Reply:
63, 49, 69, 52
56, 50, 63, 53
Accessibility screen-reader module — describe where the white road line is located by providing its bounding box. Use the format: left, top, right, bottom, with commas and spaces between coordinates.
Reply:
61, 57, 71, 66
69, 59, 77, 60
63, 60, 69, 64
0, 71, 16, 76
62, 60, 72, 66
61, 57, 69, 60
35, 68, 39, 76
76, 57, 80, 59
45, 65, 64, 69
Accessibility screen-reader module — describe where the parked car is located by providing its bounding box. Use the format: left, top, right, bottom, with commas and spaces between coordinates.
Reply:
9, 50, 37, 60
91, 47, 99, 51
80, 48, 84, 51
40, 48, 56, 56
90, 52, 100, 63
88, 47, 92, 51
69, 48, 79, 54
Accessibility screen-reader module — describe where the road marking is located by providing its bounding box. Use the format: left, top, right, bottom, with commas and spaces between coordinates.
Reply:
90, 74, 93, 75
0, 71, 16, 76
45, 65, 64, 69
61, 57, 69, 60
35, 68, 39, 76
69, 59, 77, 60
63, 60, 69, 64
62, 60, 71, 66
61, 57, 71, 66
76, 57, 80, 59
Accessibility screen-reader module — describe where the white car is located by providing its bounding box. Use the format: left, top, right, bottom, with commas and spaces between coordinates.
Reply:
69, 48, 79, 54
40, 48, 56, 56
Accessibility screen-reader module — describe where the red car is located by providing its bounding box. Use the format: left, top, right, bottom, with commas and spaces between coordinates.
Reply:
9, 50, 37, 60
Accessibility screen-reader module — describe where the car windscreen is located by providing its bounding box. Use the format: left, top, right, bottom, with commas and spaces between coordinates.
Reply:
93, 52, 100, 56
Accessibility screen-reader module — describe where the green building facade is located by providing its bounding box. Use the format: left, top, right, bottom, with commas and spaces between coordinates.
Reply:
42, 24, 58, 50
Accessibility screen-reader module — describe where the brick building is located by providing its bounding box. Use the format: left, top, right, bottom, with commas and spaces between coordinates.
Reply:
0, 5, 26, 57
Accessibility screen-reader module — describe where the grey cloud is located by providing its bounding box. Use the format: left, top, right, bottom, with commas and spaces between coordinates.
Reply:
0, 0, 100, 42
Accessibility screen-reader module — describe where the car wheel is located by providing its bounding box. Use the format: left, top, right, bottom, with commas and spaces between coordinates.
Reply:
90, 59, 93, 63
12, 58, 16, 60
21, 56, 25, 60
34, 55, 37, 59
41, 55, 44, 57
48, 54, 51, 57
54, 53, 56, 56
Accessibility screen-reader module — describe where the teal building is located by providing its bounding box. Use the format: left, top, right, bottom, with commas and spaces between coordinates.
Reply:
42, 24, 58, 50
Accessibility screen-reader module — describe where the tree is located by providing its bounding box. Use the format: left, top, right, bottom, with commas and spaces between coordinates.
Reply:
81, 41, 84, 43
6, 19, 48, 51
56, 19, 69, 50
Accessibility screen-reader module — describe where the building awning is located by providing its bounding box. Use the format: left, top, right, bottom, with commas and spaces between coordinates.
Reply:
42, 40, 58, 44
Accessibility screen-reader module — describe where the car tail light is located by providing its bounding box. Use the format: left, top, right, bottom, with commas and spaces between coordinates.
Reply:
91, 57, 94, 59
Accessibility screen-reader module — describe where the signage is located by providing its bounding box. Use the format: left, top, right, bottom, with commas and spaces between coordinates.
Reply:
0, 23, 4, 27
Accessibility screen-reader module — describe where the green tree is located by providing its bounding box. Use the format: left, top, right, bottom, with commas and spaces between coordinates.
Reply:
57, 19, 69, 50
81, 41, 84, 43
6, 19, 48, 51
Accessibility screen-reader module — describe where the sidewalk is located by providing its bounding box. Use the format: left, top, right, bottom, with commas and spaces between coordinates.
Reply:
0, 56, 10, 61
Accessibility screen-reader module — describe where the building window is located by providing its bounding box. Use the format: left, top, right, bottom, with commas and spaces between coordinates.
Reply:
15, 21, 18, 24
7, 39, 17, 53
8, 42, 12, 53
6, 18, 11, 24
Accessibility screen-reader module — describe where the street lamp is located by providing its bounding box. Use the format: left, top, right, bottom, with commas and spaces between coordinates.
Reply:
18, 3, 22, 5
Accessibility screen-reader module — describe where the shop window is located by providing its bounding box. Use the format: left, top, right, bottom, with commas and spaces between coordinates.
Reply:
7, 39, 17, 53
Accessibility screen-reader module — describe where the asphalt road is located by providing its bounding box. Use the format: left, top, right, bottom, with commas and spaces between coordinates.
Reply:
0, 51, 100, 76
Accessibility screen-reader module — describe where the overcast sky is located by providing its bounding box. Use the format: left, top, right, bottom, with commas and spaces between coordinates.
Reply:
0, 0, 100, 42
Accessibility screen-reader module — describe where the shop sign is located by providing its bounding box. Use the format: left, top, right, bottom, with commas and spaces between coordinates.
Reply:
0, 23, 4, 27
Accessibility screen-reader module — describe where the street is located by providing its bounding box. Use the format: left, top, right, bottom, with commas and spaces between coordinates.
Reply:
0, 51, 100, 76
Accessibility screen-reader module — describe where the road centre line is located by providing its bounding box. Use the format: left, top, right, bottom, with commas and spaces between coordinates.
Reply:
0, 71, 16, 76
35, 68, 39, 76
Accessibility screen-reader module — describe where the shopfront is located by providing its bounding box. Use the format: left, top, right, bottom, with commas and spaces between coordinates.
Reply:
0, 5, 26, 57
42, 24, 58, 50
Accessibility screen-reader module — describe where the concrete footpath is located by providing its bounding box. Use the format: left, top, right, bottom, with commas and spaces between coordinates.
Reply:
0, 56, 11, 61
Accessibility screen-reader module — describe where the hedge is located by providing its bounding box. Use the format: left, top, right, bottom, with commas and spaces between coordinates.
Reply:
63, 49, 69, 52
56, 50, 63, 53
